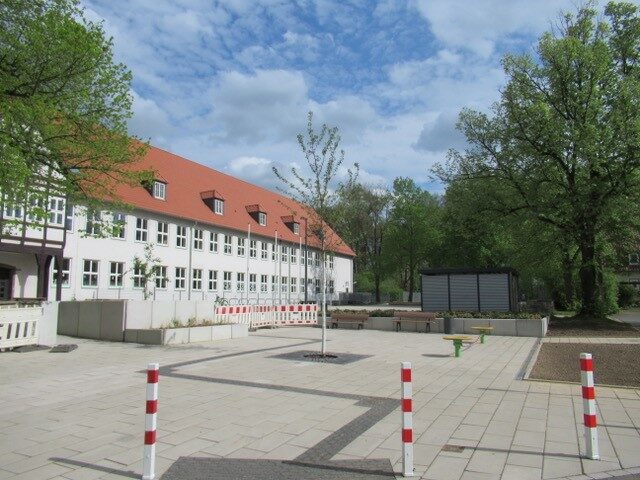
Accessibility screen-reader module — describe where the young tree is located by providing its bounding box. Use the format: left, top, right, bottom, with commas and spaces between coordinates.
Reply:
436, 2, 640, 317
273, 111, 357, 356
132, 243, 163, 300
0, 0, 149, 224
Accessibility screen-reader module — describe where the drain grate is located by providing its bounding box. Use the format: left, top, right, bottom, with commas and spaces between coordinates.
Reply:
441, 444, 465, 453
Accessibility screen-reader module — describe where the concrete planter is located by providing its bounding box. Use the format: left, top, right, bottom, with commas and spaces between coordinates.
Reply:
327, 315, 548, 337
123, 323, 248, 345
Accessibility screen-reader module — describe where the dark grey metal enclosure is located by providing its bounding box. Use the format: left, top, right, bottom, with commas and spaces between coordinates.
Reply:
420, 268, 519, 312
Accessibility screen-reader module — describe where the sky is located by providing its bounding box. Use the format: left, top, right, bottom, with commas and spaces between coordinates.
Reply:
81, 0, 595, 193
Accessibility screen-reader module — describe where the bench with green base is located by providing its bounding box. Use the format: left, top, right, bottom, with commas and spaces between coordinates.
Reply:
470, 326, 493, 344
442, 335, 474, 357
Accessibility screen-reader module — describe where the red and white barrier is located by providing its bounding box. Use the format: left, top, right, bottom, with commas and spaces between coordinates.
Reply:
580, 353, 599, 460
214, 304, 318, 329
401, 362, 414, 477
143, 363, 159, 480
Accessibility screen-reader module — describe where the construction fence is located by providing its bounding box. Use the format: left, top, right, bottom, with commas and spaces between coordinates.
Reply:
214, 303, 318, 329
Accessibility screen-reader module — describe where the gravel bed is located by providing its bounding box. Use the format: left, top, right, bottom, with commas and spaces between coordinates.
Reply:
529, 343, 640, 388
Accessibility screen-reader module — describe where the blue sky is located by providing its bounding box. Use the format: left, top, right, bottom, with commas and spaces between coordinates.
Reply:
82, 0, 594, 193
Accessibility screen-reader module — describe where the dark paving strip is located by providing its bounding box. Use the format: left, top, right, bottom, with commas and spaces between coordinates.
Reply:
158, 339, 319, 372
164, 372, 375, 402
161, 458, 395, 479
160, 363, 399, 478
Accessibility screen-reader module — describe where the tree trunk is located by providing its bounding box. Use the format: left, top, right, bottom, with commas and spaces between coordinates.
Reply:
374, 272, 381, 303
408, 260, 415, 303
578, 228, 598, 316
561, 247, 575, 309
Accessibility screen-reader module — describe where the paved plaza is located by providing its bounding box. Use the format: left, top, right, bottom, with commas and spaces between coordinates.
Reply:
1, 328, 640, 479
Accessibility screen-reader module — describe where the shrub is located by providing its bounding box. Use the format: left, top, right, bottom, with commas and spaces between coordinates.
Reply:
618, 283, 637, 309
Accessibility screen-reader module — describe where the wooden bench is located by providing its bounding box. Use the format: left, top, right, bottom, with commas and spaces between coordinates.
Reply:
330, 313, 368, 330
470, 326, 493, 344
442, 335, 475, 357
394, 311, 436, 332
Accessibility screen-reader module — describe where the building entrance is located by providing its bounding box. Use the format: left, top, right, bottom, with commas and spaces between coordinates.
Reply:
0, 267, 13, 300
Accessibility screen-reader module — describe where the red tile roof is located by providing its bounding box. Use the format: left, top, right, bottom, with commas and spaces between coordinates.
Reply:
113, 145, 355, 257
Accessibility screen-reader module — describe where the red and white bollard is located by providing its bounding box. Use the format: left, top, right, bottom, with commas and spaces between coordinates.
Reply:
401, 361, 414, 477
580, 353, 599, 460
143, 363, 159, 480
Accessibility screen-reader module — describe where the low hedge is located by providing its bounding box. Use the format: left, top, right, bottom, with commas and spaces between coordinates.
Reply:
327, 309, 542, 319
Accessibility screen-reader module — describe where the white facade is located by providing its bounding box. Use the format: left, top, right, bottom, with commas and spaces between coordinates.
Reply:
51, 206, 353, 304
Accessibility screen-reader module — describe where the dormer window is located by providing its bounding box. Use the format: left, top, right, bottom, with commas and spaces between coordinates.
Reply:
630, 253, 639, 266
281, 215, 300, 235
153, 181, 166, 200
246, 204, 267, 225
201, 190, 225, 215
214, 198, 224, 215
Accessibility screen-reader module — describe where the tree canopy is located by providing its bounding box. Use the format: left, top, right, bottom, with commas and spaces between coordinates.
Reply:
0, 0, 149, 223
435, 1, 640, 316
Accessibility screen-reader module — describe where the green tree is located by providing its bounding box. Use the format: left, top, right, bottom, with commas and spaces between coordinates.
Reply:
436, 2, 640, 316
273, 111, 357, 355
0, 0, 149, 225
332, 183, 391, 302
384, 178, 441, 301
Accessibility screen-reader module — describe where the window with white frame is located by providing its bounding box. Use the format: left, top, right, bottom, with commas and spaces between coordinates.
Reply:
272, 244, 277, 261
3, 194, 23, 219
192, 269, 203, 290
236, 272, 245, 291
133, 265, 145, 289
112, 212, 126, 239
135, 217, 148, 242
237, 237, 246, 256
249, 240, 257, 258
291, 247, 297, 264
271, 275, 278, 292
109, 262, 124, 287
65, 203, 74, 232
260, 274, 268, 293
328, 279, 335, 294
328, 254, 334, 270
315, 278, 321, 293
314, 252, 320, 268
52, 258, 70, 286
155, 266, 168, 289
223, 271, 232, 291
174, 267, 186, 290
26, 196, 45, 223
291, 277, 297, 293
258, 212, 267, 226
157, 221, 168, 245
249, 273, 256, 292
209, 232, 218, 253
293, 222, 300, 235
261, 242, 268, 260
223, 234, 232, 254
176, 225, 187, 248
153, 181, 166, 200
281, 245, 288, 263
82, 259, 99, 287
193, 229, 203, 250
49, 197, 64, 226
281, 276, 288, 293
208, 270, 218, 291
214, 198, 224, 215
85, 209, 101, 236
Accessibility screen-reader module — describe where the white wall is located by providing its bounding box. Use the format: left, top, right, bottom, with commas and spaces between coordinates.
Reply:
0, 251, 38, 298
50, 207, 354, 304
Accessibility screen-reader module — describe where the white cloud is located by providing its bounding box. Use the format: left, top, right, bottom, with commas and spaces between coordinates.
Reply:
413, 110, 467, 152
411, 0, 575, 57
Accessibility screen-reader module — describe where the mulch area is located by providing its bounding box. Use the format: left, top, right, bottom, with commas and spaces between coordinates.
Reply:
529, 343, 640, 388
547, 315, 640, 337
